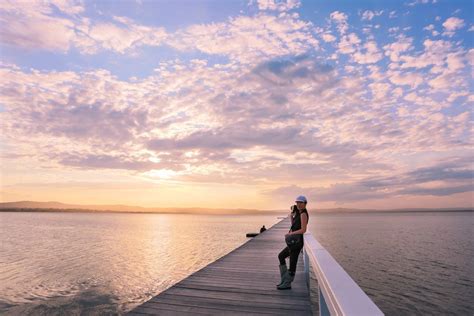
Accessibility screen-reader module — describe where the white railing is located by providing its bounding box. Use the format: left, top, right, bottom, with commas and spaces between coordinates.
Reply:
303, 233, 384, 316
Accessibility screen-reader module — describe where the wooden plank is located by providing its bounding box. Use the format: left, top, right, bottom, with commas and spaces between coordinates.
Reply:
174, 283, 308, 298
130, 303, 302, 316
127, 218, 312, 315
160, 288, 310, 307
173, 282, 309, 297
175, 279, 307, 291
128, 306, 210, 316
146, 296, 306, 313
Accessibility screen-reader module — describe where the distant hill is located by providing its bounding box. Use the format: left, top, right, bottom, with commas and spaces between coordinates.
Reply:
314, 207, 473, 213
0, 201, 472, 215
0, 201, 283, 215
0, 201, 150, 212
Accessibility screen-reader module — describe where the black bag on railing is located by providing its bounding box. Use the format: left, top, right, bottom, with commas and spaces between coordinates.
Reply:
285, 234, 303, 249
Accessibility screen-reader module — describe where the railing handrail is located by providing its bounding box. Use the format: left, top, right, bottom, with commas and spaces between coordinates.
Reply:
303, 232, 384, 316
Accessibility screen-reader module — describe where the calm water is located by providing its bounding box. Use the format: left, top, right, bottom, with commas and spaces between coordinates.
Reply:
308, 211, 474, 316
1, 211, 473, 315
0, 212, 281, 315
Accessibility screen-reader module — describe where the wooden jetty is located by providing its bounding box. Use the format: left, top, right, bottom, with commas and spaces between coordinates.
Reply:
127, 218, 313, 315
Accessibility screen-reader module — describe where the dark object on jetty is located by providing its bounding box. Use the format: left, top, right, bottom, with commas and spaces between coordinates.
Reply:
246, 233, 259, 237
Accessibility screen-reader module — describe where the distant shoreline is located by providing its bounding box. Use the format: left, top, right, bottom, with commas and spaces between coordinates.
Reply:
2, 201, 472, 215
0, 208, 285, 215
1, 207, 472, 215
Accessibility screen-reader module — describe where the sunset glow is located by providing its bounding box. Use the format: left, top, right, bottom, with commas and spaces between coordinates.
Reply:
0, 0, 472, 210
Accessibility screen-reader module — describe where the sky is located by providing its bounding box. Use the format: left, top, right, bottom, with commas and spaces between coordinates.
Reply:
0, 0, 472, 210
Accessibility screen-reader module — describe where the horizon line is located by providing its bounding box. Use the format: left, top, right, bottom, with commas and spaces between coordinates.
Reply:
1, 200, 472, 214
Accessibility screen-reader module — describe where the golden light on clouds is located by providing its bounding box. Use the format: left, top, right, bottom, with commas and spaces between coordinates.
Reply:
0, 0, 472, 210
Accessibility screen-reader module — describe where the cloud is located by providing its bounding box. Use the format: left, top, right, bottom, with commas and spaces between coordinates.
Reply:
423, 24, 440, 36
74, 20, 167, 54
387, 70, 423, 88
369, 82, 391, 100
168, 13, 318, 64
400, 39, 452, 68
383, 35, 413, 62
147, 125, 303, 151
330, 11, 349, 35
0, 56, 396, 185
50, 0, 85, 15
405, 161, 473, 183
442, 17, 465, 37
255, 0, 300, 11
0, 1, 167, 54
397, 185, 472, 196
1, 5, 472, 207
424, 48, 468, 90
338, 33, 360, 54
0, 58, 344, 174
353, 41, 383, 64
361, 10, 383, 21
0, 1, 76, 52
321, 33, 336, 43
406, 0, 437, 6
146, 58, 354, 157
266, 158, 473, 203
0, 1, 316, 61
58, 153, 167, 171
267, 182, 391, 203
0, 68, 155, 153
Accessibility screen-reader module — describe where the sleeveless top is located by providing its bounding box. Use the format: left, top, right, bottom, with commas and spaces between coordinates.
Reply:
290, 207, 309, 233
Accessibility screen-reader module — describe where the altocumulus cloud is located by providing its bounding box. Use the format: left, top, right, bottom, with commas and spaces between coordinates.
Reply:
0, 0, 472, 205
267, 158, 473, 203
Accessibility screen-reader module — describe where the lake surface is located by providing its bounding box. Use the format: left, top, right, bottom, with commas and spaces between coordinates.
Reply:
0, 212, 281, 315
0, 211, 472, 315
307, 212, 473, 315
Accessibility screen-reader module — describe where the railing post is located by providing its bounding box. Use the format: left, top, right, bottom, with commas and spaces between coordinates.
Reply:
304, 246, 310, 291
319, 286, 331, 316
